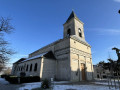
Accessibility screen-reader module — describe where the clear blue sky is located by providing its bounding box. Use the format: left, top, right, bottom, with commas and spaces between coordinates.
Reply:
0, 0, 120, 66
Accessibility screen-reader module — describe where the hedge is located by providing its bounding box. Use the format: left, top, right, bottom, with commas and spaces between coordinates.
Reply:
1, 74, 10, 78
4, 76, 40, 84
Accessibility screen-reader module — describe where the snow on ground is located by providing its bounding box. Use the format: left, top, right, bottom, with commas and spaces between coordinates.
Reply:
53, 81, 70, 84
93, 80, 119, 86
93, 82, 109, 85
19, 82, 41, 90
0, 78, 9, 85
0, 78, 118, 90
18, 81, 118, 90
53, 85, 116, 90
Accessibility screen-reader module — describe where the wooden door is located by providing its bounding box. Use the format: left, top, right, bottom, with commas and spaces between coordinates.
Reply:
81, 63, 86, 80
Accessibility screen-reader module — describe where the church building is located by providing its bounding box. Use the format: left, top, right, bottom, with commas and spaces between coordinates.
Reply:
11, 11, 94, 81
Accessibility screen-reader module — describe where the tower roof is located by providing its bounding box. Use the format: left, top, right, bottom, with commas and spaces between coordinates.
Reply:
66, 11, 79, 23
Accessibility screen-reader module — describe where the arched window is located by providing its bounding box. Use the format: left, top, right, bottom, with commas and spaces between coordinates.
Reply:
30, 64, 32, 71
19, 66, 20, 71
34, 63, 37, 71
22, 66, 24, 71
19, 66, 21, 71
19, 67, 21, 71
67, 29, 71, 37
17, 67, 19, 71
78, 28, 82, 37
19, 67, 20, 71
21, 66, 22, 71
26, 65, 28, 71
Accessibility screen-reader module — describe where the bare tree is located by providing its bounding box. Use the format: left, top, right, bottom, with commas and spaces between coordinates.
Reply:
0, 17, 14, 33
0, 17, 14, 72
3, 67, 12, 75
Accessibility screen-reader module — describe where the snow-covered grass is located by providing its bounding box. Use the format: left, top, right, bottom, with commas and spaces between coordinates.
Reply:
19, 83, 117, 90
93, 79, 120, 86
93, 82, 109, 85
0, 77, 118, 90
18, 81, 119, 90
19, 82, 41, 90
53, 85, 116, 90
53, 81, 70, 84
0, 78, 9, 85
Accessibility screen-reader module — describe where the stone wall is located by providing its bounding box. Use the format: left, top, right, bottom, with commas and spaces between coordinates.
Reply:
40, 58, 56, 80
12, 58, 41, 77
74, 18, 85, 40
70, 37, 93, 81
54, 38, 71, 80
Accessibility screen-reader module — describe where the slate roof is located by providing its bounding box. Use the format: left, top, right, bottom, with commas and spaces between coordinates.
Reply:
18, 51, 56, 63
66, 11, 79, 23
21, 53, 47, 63
14, 58, 26, 64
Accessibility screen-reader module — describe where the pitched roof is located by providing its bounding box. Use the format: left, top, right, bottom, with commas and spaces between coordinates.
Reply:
21, 52, 47, 63
66, 11, 79, 23
14, 58, 26, 64
18, 51, 56, 63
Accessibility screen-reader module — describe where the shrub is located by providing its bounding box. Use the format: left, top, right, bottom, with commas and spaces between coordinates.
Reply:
5, 75, 10, 81
20, 76, 40, 83
20, 72, 26, 77
41, 79, 51, 89
8, 77, 19, 84
1, 74, 8, 78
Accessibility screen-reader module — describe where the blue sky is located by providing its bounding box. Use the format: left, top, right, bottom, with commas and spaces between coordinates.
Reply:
0, 0, 120, 66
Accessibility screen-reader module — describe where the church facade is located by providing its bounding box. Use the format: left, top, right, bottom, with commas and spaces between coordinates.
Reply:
11, 11, 94, 81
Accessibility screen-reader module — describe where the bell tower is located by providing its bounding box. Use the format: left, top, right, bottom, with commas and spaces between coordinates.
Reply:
63, 11, 85, 40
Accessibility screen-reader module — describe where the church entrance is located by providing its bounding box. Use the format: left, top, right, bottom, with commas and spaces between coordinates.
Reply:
81, 63, 86, 80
